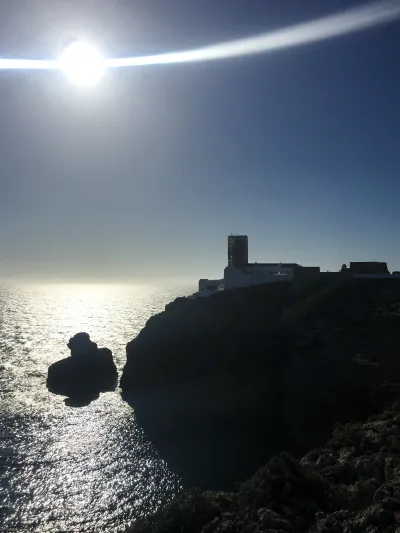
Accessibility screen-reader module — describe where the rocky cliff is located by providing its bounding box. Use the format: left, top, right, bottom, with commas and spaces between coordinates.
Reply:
121, 278, 400, 487
130, 403, 400, 533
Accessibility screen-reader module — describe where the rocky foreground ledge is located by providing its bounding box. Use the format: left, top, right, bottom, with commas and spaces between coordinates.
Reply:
129, 403, 400, 533
121, 278, 400, 487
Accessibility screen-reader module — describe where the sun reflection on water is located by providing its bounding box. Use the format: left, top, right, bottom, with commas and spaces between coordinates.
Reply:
0, 284, 187, 532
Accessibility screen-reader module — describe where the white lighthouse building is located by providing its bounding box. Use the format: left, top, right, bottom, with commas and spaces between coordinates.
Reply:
198, 235, 301, 295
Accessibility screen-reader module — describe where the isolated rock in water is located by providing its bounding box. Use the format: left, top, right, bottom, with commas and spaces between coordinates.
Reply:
47, 333, 118, 405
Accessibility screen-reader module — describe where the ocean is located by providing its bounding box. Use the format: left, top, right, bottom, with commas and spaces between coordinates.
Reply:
0, 283, 191, 532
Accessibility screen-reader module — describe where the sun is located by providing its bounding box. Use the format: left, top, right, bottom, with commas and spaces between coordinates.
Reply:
59, 41, 105, 87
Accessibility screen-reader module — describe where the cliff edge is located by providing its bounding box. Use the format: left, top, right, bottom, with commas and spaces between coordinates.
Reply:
121, 278, 400, 487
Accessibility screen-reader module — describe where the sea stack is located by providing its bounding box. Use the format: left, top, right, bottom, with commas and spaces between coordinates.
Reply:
47, 332, 118, 406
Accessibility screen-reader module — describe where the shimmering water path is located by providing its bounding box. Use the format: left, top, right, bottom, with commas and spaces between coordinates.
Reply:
0, 284, 189, 532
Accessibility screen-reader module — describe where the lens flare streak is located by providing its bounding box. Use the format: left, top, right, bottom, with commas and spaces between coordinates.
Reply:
0, 59, 56, 69
0, 0, 398, 72
107, 0, 400, 67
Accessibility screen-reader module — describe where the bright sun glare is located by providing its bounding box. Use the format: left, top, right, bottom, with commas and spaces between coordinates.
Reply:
0, 0, 396, 85
59, 41, 105, 87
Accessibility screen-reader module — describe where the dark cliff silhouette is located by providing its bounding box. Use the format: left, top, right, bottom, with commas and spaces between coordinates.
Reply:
47, 332, 118, 406
121, 278, 400, 488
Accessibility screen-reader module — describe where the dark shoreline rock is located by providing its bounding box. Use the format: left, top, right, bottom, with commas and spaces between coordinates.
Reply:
47, 332, 118, 406
128, 403, 400, 533
121, 278, 400, 487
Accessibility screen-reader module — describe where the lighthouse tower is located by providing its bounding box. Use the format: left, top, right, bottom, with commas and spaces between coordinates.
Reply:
227, 235, 248, 267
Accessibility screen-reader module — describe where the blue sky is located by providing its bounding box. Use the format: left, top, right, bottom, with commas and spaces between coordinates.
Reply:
0, 0, 399, 282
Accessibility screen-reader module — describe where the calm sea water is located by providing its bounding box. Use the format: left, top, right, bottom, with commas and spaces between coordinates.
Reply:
0, 283, 191, 532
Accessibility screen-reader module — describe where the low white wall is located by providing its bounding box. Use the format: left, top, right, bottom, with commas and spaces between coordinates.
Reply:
198, 278, 224, 291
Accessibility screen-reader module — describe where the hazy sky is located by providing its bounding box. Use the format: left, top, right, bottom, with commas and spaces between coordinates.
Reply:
0, 0, 399, 282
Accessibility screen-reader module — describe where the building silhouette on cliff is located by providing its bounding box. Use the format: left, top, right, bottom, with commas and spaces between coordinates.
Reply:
197, 235, 392, 296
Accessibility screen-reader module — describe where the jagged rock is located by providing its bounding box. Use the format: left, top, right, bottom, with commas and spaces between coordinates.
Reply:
129, 405, 400, 533
47, 333, 117, 405
258, 509, 292, 530
201, 517, 221, 533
